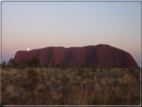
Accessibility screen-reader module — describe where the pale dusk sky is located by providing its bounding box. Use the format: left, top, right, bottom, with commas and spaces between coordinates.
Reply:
1, 1, 141, 67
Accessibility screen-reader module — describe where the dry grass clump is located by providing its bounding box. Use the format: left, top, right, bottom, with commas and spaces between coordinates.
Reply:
117, 73, 133, 86
42, 71, 47, 76
76, 76, 82, 81
50, 76, 56, 82
93, 76, 97, 82
2, 68, 18, 76
100, 78, 106, 86
6, 85, 19, 99
57, 74, 62, 78
2, 67, 140, 105
46, 80, 51, 86
36, 83, 45, 91
82, 79, 88, 84
52, 92, 62, 101
56, 79, 62, 84
67, 89, 89, 105
27, 68, 38, 84
94, 82, 100, 92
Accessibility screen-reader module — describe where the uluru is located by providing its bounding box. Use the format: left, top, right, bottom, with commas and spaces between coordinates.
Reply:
14, 44, 138, 68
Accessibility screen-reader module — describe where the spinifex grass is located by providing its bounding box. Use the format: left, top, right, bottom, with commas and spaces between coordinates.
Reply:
1, 67, 140, 105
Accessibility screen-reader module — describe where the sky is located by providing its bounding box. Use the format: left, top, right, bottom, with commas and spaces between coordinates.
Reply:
1, 1, 141, 67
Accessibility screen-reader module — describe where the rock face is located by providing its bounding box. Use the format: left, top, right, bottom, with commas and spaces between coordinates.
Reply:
14, 44, 138, 68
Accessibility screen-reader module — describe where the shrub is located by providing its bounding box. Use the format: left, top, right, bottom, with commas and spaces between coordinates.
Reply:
101, 97, 111, 105
122, 81, 132, 87
77, 68, 84, 75
73, 69, 76, 71
1, 99, 6, 105
15, 63, 20, 69
61, 61, 66, 69
115, 95, 126, 104
71, 69, 76, 72
31, 56, 40, 67
21, 59, 27, 67
39, 64, 41, 69
2, 61, 6, 69
93, 97, 99, 104
27, 59, 32, 67
137, 67, 140, 70
100, 68, 103, 72
60, 67, 67, 70
81, 63, 85, 68
36, 83, 45, 92
52, 59, 55, 68
27, 68, 38, 84
8, 58, 15, 67
107, 68, 110, 71
91, 64, 97, 72
131, 95, 140, 102
121, 68, 125, 71
44, 64, 48, 68
56, 64, 60, 68
128, 69, 134, 73
21, 66, 25, 69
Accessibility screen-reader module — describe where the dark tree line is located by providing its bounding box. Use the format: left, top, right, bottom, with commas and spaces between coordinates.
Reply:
52, 59, 67, 69
1, 56, 40, 69
1, 57, 97, 69
20, 56, 40, 67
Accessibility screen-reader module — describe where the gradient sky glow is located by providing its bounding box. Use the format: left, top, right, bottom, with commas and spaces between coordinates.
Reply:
1, 2, 141, 67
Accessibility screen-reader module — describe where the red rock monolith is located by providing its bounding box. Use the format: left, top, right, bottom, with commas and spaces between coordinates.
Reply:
14, 44, 138, 68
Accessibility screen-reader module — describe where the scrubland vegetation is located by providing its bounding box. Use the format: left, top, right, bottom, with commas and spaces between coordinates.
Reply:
1, 57, 141, 105
1, 66, 140, 105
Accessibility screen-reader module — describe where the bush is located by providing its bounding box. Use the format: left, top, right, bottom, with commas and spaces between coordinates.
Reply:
93, 97, 99, 104
31, 57, 40, 67
81, 63, 85, 68
15, 63, 20, 69
107, 68, 110, 71
128, 69, 134, 73
21, 66, 25, 69
100, 68, 103, 72
91, 64, 97, 72
52, 59, 55, 68
39, 64, 41, 69
2, 61, 6, 69
115, 95, 125, 103
131, 95, 140, 102
121, 68, 125, 71
8, 58, 15, 67
71, 69, 76, 72
60, 67, 67, 70
61, 61, 66, 69
44, 65, 48, 68
27, 68, 38, 84
77, 68, 84, 75
1, 99, 6, 105
56, 64, 60, 68
27, 60, 32, 67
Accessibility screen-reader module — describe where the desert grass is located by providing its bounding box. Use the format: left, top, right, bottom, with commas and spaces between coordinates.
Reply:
1, 67, 140, 105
